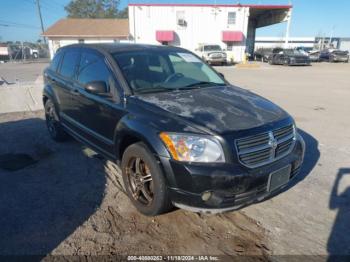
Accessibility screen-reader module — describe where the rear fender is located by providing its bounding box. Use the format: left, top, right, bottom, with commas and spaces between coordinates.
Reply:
43, 83, 61, 120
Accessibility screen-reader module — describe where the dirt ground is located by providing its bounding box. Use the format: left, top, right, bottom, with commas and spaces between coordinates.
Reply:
0, 111, 269, 257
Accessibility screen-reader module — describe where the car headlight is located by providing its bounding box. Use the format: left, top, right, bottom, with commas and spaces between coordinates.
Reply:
159, 132, 225, 163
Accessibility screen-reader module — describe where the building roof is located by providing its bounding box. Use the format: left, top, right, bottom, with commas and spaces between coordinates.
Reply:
128, 3, 292, 9
42, 18, 129, 38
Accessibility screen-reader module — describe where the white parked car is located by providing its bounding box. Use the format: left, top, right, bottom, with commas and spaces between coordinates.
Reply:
195, 44, 227, 65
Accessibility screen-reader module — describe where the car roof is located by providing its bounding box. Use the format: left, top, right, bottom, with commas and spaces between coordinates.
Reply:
58, 43, 188, 54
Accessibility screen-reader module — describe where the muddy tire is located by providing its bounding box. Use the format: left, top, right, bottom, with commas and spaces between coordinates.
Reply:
44, 99, 69, 142
121, 142, 172, 216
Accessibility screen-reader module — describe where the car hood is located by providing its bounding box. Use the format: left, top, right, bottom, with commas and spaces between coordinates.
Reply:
135, 85, 289, 134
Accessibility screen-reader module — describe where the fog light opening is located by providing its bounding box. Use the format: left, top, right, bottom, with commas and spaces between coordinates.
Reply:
201, 191, 212, 202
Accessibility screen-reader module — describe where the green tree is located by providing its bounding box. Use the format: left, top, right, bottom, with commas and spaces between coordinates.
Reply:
65, 0, 127, 18
117, 7, 128, 18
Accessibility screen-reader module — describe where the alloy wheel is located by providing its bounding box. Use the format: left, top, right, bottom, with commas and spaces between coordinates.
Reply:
125, 157, 154, 206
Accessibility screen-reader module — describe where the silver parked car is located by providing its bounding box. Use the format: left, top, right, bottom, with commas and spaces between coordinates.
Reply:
195, 44, 227, 65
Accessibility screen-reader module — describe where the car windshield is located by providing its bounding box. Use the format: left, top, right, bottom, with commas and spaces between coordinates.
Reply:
113, 49, 225, 94
203, 45, 222, 51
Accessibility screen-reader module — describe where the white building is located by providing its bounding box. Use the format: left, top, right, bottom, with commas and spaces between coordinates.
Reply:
42, 19, 129, 58
128, 3, 292, 62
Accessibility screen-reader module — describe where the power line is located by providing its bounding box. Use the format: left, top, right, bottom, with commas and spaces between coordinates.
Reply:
0, 20, 40, 29
0, 24, 41, 30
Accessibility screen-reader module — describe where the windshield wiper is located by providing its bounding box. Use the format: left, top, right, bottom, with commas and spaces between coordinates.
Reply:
134, 87, 174, 94
134, 82, 225, 94
184, 81, 226, 88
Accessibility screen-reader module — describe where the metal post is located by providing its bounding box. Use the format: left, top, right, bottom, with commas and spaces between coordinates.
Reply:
284, 8, 292, 48
133, 6, 136, 43
329, 25, 335, 48
36, 0, 46, 43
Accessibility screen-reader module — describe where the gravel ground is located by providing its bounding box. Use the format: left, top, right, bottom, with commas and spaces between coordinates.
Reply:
0, 60, 48, 84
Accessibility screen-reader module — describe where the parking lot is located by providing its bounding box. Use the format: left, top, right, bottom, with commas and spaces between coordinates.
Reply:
0, 61, 349, 256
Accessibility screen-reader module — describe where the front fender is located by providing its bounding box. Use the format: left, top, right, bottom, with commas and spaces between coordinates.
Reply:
113, 114, 178, 186
113, 114, 171, 160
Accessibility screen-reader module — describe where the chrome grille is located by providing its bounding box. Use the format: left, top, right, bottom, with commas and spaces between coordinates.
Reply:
235, 124, 296, 168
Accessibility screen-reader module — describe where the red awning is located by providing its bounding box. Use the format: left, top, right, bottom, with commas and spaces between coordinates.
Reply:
156, 30, 174, 42
222, 31, 244, 42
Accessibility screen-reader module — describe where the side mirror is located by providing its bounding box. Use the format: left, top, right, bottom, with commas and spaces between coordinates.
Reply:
218, 72, 225, 79
85, 81, 107, 94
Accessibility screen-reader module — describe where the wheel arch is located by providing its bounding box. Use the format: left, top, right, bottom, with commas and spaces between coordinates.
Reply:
113, 116, 174, 186
113, 117, 170, 163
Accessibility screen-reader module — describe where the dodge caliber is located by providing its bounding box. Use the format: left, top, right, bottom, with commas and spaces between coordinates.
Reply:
43, 44, 305, 216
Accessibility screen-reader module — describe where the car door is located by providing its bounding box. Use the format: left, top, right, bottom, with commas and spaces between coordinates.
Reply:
320, 50, 328, 61
277, 51, 286, 64
69, 49, 126, 157
55, 48, 80, 121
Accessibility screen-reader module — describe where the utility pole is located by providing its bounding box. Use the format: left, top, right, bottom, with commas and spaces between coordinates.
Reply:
329, 25, 335, 48
36, 0, 46, 43
285, 0, 292, 48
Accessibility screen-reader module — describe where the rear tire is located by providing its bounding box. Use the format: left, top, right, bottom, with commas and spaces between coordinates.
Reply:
121, 142, 173, 216
44, 99, 69, 142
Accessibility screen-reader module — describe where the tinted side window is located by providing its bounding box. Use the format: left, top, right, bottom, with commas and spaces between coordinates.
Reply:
59, 50, 80, 78
77, 52, 112, 90
50, 51, 63, 72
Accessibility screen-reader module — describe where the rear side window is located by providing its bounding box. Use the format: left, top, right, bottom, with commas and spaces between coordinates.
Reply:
59, 50, 80, 78
50, 51, 63, 72
77, 52, 112, 90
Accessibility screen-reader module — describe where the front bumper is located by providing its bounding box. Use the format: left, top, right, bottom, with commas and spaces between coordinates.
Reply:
289, 60, 311, 65
160, 134, 305, 213
207, 57, 227, 64
332, 56, 349, 62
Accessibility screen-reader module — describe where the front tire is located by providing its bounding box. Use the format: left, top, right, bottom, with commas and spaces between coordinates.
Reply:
121, 142, 172, 216
44, 99, 69, 142
283, 59, 290, 66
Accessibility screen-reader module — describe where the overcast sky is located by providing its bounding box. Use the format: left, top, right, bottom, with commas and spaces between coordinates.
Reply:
0, 0, 348, 42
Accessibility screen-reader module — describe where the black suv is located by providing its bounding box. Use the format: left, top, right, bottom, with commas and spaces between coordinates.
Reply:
268, 48, 311, 66
43, 44, 305, 216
